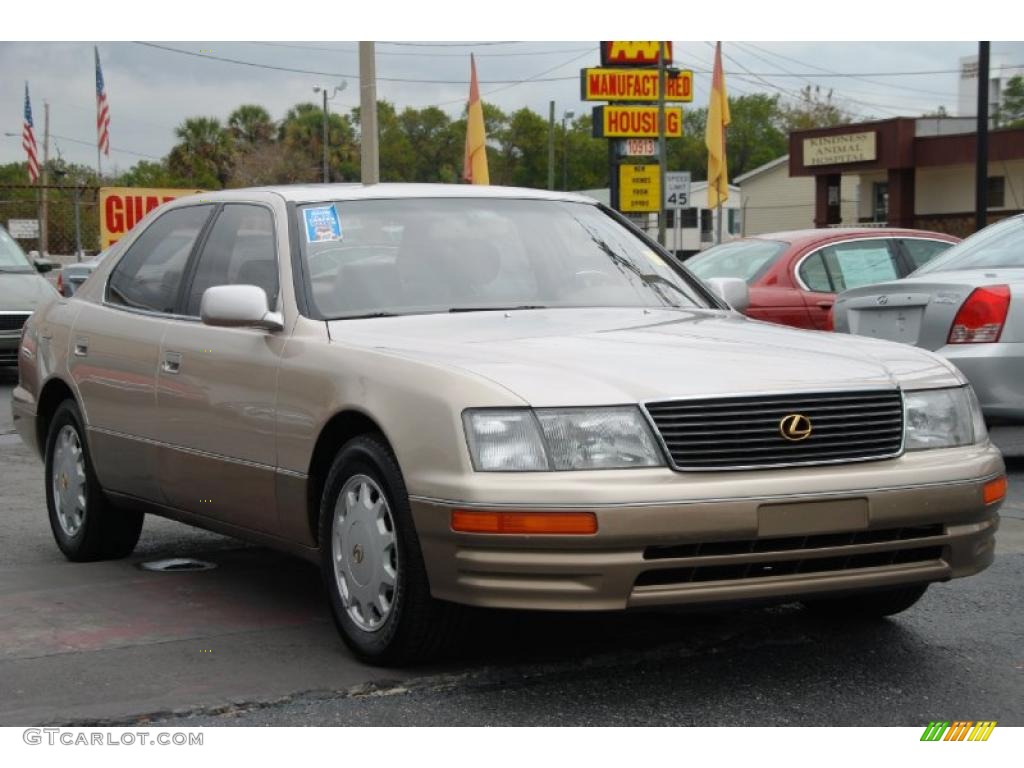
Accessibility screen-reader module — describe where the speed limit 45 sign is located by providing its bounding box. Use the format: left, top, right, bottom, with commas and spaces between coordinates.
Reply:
664, 171, 692, 209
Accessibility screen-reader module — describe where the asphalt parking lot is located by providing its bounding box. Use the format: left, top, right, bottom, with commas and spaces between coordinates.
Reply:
1, 369, 1022, 726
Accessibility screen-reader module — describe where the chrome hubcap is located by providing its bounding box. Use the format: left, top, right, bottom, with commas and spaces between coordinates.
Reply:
332, 474, 398, 632
52, 425, 87, 537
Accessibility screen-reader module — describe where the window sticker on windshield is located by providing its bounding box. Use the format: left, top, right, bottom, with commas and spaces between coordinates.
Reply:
303, 206, 343, 243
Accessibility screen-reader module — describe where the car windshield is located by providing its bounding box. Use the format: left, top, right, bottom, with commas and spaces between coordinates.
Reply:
298, 198, 709, 319
912, 216, 1024, 274
685, 239, 787, 284
0, 227, 34, 272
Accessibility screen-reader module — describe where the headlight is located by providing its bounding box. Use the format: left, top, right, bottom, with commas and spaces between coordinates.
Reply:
463, 407, 665, 471
904, 386, 984, 451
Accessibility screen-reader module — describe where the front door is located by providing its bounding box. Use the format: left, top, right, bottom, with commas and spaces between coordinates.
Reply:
155, 203, 285, 534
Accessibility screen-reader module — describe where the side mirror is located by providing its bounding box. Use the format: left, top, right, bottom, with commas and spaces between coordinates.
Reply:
200, 285, 283, 331
706, 277, 750, 313
34, 259, 56, 274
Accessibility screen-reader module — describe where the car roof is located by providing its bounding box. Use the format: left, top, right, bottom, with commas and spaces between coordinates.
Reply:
746, 227, 959, 247
175, 183, 601, 206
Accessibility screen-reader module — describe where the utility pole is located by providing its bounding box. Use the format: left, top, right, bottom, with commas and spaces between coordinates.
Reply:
657, 43, 668, 247
321, 87, 329, 182
359, 41, 380, 185
562, 110, 574, 190
547, 101, 555, 190
40, 101, 49, 257
975, 41, 990, 233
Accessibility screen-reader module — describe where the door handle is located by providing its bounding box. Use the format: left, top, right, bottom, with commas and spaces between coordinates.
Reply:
161, 351, 182, 375
73, 336, 88, 357
816, 301, 834, 309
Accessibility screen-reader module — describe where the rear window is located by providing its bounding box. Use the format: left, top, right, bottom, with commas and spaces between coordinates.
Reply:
913, 216, 1024, 274
686, 239, 787, 284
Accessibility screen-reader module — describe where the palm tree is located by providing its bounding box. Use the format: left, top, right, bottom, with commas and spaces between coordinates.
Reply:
167, 117, 234, 187
228, 105, 275, 146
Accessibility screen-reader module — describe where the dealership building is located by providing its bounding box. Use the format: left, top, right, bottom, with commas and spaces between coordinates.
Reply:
737, 117, 1024, 237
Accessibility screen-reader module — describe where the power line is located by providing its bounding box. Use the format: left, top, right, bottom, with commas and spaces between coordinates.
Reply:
133, 41, 585, 84
248, 41, 594, 58
3, 130, 160, 160
379, 41, 522, 48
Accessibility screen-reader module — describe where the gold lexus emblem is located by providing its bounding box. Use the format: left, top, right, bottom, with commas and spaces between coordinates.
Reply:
780, 414, 813, 442
352, 544, 364, 564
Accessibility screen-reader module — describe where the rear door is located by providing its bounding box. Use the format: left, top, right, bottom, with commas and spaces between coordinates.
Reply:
797, 238, 902, 330
70, 204, 213, 501
155, 202, 286, 534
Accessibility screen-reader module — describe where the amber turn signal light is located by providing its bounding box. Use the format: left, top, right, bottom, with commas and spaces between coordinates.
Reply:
983, 476, 1007, 505
451, 510, 598, 535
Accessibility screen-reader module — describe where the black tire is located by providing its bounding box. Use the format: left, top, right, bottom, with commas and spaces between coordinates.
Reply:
319, 434, 464, 666
802, 583, 929, 618
44, 400, 144, 561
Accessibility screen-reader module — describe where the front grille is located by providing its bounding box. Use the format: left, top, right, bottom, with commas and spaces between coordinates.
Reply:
635, 546, 944, 586
0, 314, 29, 333
645, 390, 904, 470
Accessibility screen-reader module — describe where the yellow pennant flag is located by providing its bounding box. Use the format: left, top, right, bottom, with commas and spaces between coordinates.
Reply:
463, 54, 490, 185
705, 41, 730, 207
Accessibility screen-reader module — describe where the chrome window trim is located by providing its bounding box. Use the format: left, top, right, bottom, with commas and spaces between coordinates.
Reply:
792, 236, 953, 293
100, 200, 283, 321
639, 387, 907, 472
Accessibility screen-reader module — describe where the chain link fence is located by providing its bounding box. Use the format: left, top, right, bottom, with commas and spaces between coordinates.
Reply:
1, 184, 101, 260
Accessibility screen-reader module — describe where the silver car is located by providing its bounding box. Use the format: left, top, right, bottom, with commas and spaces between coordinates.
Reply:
833, 214, 1024, 424
1, 224, 59, 366
58, 248, 113, 298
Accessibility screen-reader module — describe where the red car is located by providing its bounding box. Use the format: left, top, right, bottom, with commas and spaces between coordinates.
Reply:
685, 228, 960, 330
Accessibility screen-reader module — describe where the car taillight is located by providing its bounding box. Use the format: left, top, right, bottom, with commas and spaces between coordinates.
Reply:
56, 271, 64, 295
948, 285, 1010, 344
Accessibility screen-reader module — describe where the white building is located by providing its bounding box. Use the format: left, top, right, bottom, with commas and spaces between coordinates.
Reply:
579, 181, 742, 257
957, 53, 1024, 122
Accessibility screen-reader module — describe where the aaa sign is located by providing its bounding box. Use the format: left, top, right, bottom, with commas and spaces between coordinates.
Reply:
99, 187, 203, 249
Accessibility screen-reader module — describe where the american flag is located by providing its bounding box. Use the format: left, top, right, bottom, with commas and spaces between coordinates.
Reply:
95, 46, 110, 156
22, 83, 39, 184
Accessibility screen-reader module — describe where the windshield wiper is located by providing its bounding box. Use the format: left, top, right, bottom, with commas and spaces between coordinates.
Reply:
333, 311, 400, 320
448, 305, 547, 313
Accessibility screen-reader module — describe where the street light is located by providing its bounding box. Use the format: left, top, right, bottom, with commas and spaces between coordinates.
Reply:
561, 110, 575, 191
313, 82, 347, 183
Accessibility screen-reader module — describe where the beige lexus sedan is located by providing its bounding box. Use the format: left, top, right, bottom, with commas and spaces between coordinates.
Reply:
11, 185, 1007, 665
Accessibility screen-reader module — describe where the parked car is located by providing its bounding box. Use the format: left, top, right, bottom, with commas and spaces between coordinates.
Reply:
685, 228, 958, 330
57, 248, 114, 297
12, 185, 1005, 665
833, 214, 1024, 425
0, 224, 59, 366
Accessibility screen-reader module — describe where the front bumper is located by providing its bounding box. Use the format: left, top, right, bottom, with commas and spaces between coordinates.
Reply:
938, 341, 1024, 424
411, 443, 1004, 611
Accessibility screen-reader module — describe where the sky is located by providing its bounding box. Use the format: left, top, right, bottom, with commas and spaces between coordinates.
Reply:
2, 40, 1023, 174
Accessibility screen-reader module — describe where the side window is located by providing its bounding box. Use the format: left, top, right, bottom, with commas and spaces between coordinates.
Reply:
798, 252, 833, 293
184, 204, 278, 317
818, 239, 899, 292
106, 206, 212, 313
900, 238, 953, 272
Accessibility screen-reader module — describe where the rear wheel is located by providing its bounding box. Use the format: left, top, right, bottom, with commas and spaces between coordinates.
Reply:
319, 434, 463, 665
803, 583, 929, 618
44, 400, 144, 561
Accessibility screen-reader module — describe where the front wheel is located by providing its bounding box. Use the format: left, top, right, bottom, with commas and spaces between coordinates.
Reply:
44, 400, 144, 561
802, 583, 929, 618
319, 435, 463, 665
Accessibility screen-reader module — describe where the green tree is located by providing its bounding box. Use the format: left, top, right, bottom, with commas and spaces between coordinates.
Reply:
167, 116, 234, 188
116, 160, 189, 188
998, 75, 1024, 127
227, 104, 276, 146
780, 85, 852, 131
280, 102, 358, 182
724, 94, 788, 179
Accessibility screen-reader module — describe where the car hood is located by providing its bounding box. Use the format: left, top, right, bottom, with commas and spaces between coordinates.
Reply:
327, 308, 961, 406
0, 271, 57, 310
